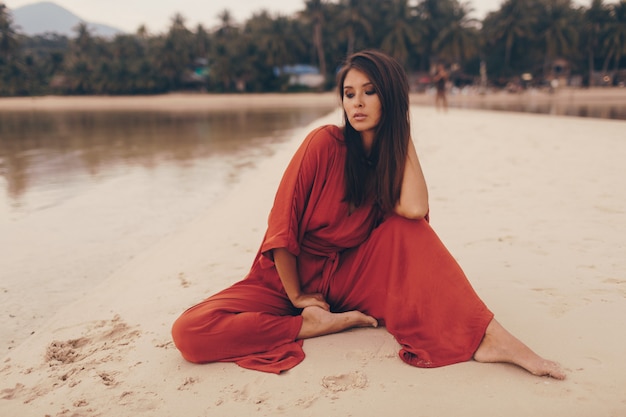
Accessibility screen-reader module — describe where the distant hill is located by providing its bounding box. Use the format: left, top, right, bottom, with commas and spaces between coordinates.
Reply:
11, 1, 125, 38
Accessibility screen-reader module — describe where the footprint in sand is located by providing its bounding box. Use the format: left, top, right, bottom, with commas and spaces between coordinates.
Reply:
1, 383, 25, 400
178, 272, 191, 288
530, 287, 583, 317
177, 376, 199, 391
46, 338, 90, 364
321, 371, 368, 392
118, 390, 161, 411
6, 315, 142, 402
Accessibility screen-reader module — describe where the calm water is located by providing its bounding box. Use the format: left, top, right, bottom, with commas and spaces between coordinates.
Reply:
0, 109, 335, 222
0, 107, 334, 353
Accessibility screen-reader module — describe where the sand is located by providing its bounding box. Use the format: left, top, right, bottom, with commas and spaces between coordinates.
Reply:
1, 94, 625, 416
1, 87, 625, 112
0, 92, 341, 111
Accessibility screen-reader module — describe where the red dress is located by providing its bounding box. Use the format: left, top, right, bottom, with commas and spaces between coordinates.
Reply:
171, 125, 493, 374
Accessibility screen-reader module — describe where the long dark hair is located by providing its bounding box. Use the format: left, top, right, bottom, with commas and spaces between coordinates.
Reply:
337, 49, 410, 214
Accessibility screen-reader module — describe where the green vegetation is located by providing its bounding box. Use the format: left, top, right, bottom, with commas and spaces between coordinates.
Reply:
1, 0, 625, 96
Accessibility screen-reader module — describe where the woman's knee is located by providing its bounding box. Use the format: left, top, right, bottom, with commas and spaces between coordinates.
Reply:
171, 306, 222, 363
171, 315, 198, 362
377, 214, 428, 236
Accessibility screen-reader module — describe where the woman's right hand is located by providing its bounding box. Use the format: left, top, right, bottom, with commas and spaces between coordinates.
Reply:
291, 292, 330, 311
273, 248, 330, 311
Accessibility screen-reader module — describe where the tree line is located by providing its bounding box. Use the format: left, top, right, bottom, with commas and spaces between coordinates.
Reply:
0, 0, 625, 96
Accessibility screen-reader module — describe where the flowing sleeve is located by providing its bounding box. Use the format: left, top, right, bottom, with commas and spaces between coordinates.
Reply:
259, 125, 341, 266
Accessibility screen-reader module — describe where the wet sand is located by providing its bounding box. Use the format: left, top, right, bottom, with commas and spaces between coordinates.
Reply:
1, 94, 625, 416
0, 92, 341, 111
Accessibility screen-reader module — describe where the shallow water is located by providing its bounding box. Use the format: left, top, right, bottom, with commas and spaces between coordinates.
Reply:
0, 107, 334, 353
0, 109, 336, 222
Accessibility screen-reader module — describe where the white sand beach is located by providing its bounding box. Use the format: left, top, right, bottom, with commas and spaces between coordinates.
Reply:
1, 95, 625, 416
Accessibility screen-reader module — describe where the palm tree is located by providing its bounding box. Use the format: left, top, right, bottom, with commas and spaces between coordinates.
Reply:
194, 24, 210, 59
433, 1, 480, 64
536, 0, 579, 78
107, 34, 147, 93
242, 11, 293, 91
0, 3, 24, 95
281, 17, 310, 65
302, 0, 327, 79
0, 3, 19, 62
603, 0, 626, 75
583, 0, 611, 85
336, 0, 373, 56
416, 0, 457, 68
73, 23, 95, 54
481, 0, 540, 75
216, 9, 235, 37
211, 9, 242, 91
62, 23, 97, 93
157, 13, 194, 90
245, 11, 290, 68
380, 0, 419, 66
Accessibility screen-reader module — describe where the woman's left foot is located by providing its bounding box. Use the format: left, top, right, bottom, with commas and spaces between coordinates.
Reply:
297, 306, 377, 339
473, 319, 566, 380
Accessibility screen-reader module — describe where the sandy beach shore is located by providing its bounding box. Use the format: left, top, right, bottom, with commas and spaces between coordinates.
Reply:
1, 95, 625, 416
0, 92, 341, 111
0, 87, 625, 112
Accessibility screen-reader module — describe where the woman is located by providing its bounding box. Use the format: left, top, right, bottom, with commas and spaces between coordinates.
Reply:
433, 63, 449, 112
172, 50, 565, 380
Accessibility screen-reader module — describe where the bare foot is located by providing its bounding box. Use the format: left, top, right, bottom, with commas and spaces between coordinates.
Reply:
473, 319, 566, 380
297, 306, 378, 339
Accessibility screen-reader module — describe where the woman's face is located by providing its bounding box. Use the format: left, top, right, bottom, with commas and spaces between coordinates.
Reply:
342, 68, 382, 146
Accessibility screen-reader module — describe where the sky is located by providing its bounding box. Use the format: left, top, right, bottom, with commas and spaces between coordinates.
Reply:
5, 0, 599, 34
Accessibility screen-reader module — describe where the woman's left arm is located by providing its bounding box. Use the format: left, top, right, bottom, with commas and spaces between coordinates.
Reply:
394, 140, 429, 219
